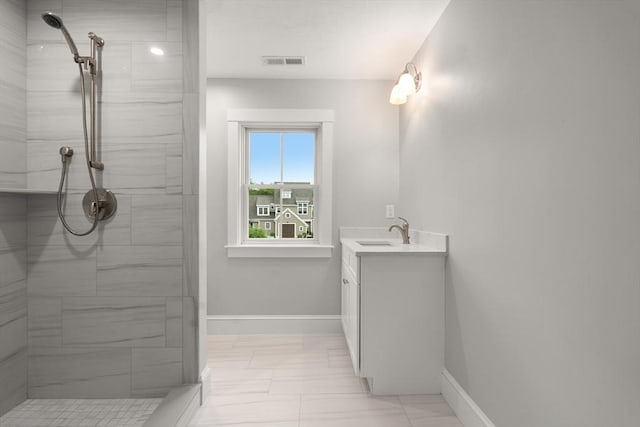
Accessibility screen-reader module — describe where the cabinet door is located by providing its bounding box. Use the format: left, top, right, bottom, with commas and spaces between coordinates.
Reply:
341, 265, 349, 338
343, 265, 359, 375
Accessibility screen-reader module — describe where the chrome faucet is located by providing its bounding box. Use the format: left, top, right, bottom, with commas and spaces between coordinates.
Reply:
388, 217, 410, 244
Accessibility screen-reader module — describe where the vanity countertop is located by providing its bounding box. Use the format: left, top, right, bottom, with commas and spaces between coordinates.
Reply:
340, 227, 448, 255
340, 238, 446, 255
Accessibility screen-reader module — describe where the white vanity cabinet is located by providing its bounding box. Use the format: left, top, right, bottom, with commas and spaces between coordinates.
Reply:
340, 238, 446, 395
341, 244, 360, 375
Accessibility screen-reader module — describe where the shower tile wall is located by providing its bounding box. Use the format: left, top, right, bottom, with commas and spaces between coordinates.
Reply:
25, 0, 194, 398
0, 0, 27, 188
0, 0, 28, 418
0, 195, 28, 416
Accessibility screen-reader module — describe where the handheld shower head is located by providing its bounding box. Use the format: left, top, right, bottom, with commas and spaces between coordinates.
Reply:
42, 12, 63, 29
41, 12, 79, 59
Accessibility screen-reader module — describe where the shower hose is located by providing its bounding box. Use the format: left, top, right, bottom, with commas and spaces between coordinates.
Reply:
56, 62, 101, 236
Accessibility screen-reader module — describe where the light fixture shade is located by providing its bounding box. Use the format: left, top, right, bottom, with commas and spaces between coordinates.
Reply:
389, 84, 407, 105
389, 62, 422, 105
398, 72, 417, 95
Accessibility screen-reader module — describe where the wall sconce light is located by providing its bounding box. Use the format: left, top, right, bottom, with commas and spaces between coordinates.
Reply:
389, 62, 422, 105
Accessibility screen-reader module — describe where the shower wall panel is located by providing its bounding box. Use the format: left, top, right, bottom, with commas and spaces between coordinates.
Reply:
0, 0, 27, 188
0, 195, 28, 416
25, 0, 192, 398
0, 0, 28, 417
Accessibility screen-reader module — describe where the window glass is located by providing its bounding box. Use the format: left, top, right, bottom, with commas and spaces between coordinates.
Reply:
249, 132, 280, 184
249, 131, 315, 184
283, 133, 315, 184
246, 131, 316, 240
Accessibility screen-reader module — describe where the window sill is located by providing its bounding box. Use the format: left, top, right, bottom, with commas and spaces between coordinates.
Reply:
225, 244, 334, 258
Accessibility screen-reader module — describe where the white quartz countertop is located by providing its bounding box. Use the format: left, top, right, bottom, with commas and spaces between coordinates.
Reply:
339, 226, 449, 255
340, 237, 447, 255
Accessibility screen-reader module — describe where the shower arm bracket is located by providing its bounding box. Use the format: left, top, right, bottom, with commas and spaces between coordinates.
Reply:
74, 55, 97, 75
90, 160, 104, 170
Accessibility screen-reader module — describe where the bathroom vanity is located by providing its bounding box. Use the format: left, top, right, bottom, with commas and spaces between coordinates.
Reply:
340, 228, 447, 395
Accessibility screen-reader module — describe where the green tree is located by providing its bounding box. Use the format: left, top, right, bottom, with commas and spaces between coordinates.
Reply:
249, 227, 267, 238
249, 188, 274, 195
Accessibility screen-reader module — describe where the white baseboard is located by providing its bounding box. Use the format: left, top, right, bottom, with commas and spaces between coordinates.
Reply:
199, 366, 211, 405
207, 315, 342, 334
441, 368, 496, 427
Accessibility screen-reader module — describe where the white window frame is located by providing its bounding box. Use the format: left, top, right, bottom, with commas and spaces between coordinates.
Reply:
226, 109, 334, 258
256, 205, 270, 216
297, 201, 309, 215
264, 222, 271, 230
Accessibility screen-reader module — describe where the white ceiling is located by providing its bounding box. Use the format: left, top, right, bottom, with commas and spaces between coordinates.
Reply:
205, 0, 451, 80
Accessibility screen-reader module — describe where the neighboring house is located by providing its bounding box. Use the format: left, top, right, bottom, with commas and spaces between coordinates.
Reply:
248, 187, 314, 238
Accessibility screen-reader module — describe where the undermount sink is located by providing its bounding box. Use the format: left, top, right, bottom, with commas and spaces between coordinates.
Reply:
356, 241, 393, 246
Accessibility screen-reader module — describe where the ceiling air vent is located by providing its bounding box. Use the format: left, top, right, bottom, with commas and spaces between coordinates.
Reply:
285, 57, 304, 65
262, 56, 305, 66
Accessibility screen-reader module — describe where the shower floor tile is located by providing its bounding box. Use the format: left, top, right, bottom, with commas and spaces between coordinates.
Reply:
0, 398, 162, 427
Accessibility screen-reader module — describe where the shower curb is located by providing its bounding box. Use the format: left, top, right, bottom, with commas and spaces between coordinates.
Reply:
143, 384, 201, 427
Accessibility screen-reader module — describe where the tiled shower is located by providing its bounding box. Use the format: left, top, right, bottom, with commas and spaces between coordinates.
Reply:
0, 0, 201, 420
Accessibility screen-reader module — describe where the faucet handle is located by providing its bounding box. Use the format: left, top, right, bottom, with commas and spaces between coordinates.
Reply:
397, 216, 409, 225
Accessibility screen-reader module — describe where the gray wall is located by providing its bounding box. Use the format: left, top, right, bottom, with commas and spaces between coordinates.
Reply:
207, 79, 399, 315
399, 1, 640, 426
0, 0, 28, 417
22, 0, 199, 398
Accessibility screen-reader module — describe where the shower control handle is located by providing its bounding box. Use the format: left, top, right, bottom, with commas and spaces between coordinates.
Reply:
90, 201, 106, 220
82, 189, 117, 221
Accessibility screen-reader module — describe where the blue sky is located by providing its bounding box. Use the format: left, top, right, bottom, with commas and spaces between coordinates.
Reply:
249, 131, 315, 184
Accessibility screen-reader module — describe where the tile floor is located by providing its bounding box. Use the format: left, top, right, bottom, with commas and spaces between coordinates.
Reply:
189, 334, 462, 427
0, 398, 162, 427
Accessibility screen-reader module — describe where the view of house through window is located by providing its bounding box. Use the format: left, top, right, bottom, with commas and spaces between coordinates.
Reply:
247, 130, 316, 239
